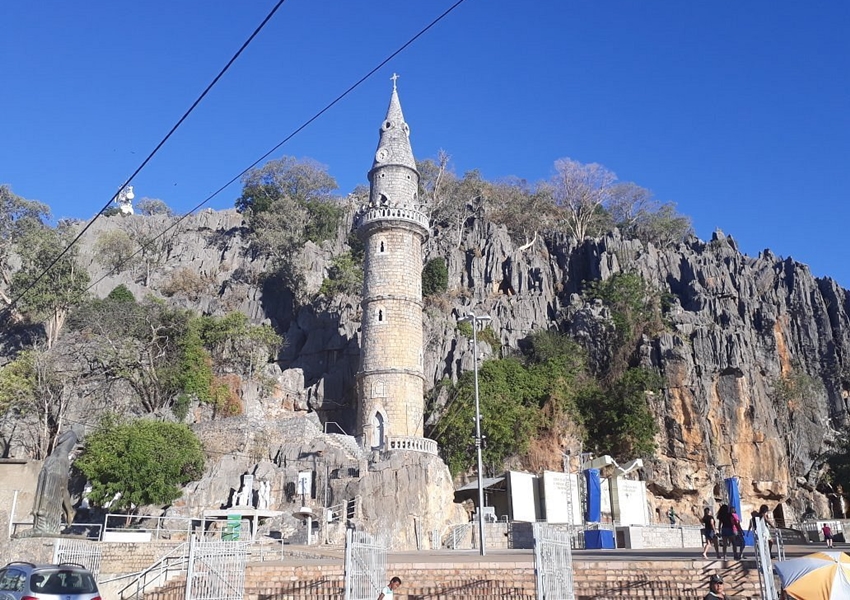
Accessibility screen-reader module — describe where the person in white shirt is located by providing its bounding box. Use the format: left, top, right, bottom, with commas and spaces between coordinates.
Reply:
377, 577, 401, 600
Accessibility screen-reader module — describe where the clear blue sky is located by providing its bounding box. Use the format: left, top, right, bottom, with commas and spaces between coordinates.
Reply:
2, 1, 848, 287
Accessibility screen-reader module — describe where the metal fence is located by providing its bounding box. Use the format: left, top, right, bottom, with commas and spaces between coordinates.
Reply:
753, 519, 778, 600
343, 529, 386, 600
186, 537, 249, 600
533, 523, 575, 600
53, 539, 103, 577
102, 513, 196, 541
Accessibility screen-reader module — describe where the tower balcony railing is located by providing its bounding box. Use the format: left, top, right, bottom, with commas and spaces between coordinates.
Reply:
357, 206, 429, 230
386, 436, 439, 455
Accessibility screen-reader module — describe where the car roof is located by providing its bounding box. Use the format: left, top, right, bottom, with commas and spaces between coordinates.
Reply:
3, 563, 91, 572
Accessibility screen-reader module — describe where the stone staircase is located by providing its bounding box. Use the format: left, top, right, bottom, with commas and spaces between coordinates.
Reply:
324, 433, 363, 462
141, 555, 764, 600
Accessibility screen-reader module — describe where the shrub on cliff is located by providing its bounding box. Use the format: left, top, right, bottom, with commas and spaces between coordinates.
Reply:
75, 418, 205, 511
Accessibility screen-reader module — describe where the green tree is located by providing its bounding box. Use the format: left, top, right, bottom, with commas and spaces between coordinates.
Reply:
607, 183, 692, 246
432, 358, 544, 475
235, 156, 338, 214
106, 284, 136, 303
487, 178, 556, 245
74, 418, 205, 511
69, 298, 191, 412
582, 272, 663, 376
578, 367, 660, 458
319, 253, 363, 298
195, 312, 281, 376
421, 257, 448, 297
0, 185, 50, 304
135, 197, 173, 217
94, 229, 137, 274
10, 225, 90, 348
0, 347, 81, 459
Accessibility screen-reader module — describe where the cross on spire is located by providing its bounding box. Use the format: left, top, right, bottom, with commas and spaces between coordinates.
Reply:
390, 73, 399, 91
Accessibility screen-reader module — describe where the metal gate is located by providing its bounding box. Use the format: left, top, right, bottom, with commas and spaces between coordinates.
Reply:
185, 537, 249, 600
343, 529, 386, 600
754, 519, 778, 600
533, 523, 576, 600
53, 539, 102, 578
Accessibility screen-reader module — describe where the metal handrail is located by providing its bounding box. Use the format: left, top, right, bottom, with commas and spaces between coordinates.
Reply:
115, 541, 189, 600
323, 421, 348, 435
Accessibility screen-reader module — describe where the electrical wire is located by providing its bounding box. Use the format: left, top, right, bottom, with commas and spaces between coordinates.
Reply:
3, 0, 289, 318
82, 0, 470, 295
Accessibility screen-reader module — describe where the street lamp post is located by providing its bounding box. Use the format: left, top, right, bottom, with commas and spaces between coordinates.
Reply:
460, 312, 491, 556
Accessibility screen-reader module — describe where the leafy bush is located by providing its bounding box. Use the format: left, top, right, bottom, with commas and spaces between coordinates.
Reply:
75, 418, 205, 511
319, 253, 363, 297
161, 268, 210, 301
431, 327, 661, 475
106, 284, 136, 303
422, 258, 448, 297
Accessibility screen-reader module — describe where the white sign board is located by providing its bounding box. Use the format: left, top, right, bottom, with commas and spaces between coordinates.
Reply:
297, 471, 312, 499
610, 477, 649, 525
507, 471, 538, 522
541, 471, 582, 525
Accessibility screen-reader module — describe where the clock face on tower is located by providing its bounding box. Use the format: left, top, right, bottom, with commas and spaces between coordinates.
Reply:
376, 148, 389, 163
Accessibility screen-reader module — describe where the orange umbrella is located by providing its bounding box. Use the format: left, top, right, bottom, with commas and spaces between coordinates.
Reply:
774, 551, 850, 600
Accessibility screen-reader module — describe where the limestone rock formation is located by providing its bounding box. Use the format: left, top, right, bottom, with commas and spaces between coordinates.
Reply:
3, 201, 849, 532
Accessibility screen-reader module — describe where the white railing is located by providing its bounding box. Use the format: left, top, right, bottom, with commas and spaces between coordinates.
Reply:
386, 436, 438, 455
111, 542, 190, 600
357, 206, 429, 231
101, 513, 196, 541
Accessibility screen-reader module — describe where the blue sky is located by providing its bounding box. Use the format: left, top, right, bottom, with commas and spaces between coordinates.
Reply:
2, 1, 848, 287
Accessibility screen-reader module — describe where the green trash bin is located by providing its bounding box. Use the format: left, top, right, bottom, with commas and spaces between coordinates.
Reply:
223, 514, 241, 541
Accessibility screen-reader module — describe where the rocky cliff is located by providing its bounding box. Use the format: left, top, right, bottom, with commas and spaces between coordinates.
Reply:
4, 207, 849, 529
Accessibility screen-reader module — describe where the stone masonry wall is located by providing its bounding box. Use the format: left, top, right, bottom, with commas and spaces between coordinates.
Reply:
359, 224, 426, 440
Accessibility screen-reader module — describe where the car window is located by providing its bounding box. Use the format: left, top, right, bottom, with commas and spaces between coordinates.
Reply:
39, 571, 97, 594
0, 568, 26, 592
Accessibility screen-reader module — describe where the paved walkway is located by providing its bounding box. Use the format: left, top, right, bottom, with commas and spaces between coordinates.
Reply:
273, 542, 846, 565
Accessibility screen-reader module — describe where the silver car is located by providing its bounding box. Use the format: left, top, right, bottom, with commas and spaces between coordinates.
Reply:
0, 563, 100, 600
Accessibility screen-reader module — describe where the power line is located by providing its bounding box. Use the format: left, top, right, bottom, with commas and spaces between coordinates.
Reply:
83, 0, 470, 295
3, 0, 289, 317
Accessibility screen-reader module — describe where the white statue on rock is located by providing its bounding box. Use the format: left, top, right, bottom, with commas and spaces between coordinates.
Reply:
257, 480, 272, 510
117, 186, 135, 215
234, 473, 255, 508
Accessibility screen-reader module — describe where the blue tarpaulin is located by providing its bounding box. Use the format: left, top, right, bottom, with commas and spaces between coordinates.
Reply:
724, 477, 741, 516
725, 477, 753, 545
585, 468, 601, 522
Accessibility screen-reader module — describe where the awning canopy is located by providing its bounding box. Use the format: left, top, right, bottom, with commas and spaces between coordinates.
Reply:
456, 476, 506, 492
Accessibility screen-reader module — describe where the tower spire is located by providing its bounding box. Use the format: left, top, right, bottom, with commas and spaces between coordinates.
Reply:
371, 76, 416, 174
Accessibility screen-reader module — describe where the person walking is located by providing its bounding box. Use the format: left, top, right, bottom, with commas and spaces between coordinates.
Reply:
701, 507, 720, 559
667, 506, 681, 527
716, 504, 735, 560
822, 524, 834, 548
703, 574, 727, 600
730, 506, 745, 560
377, 577, 402, 600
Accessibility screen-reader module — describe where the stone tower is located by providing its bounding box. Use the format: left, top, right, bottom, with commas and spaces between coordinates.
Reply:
355, 78, 430, 450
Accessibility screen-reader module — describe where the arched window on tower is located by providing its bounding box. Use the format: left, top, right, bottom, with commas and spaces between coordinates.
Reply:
377, 237, 387, 254
371, 411, 386, 450
375, 305, 387, 324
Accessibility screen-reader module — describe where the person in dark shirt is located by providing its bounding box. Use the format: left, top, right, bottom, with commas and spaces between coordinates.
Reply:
716, 504, 736, 559
701, 507, 720, 559
704, 574, 727, 599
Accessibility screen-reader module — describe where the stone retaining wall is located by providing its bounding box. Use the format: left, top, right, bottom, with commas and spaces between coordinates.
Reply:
144, 556, 762, 600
